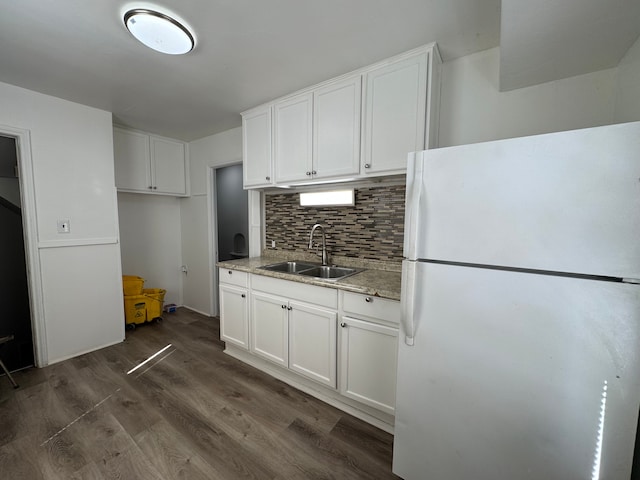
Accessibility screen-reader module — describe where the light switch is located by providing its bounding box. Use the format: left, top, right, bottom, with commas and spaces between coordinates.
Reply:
57, 219, 70, 233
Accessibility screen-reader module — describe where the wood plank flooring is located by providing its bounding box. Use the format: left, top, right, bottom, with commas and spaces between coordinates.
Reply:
0, 309, 399, 479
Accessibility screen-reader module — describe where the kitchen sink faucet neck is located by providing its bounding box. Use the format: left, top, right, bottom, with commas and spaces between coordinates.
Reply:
309, 223, 329, 266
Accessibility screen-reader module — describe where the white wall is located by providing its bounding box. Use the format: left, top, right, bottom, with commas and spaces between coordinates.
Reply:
181, 127, 242, 316
0, 80, 124, 365
439, 47, 618, 147
118, 193, 183, 306
614, 35, 640, 123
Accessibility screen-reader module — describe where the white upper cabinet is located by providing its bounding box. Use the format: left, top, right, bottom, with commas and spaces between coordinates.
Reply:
241, 43, 440, 188
274, 92, 313, 183
113, 128, 151, 192
150, 136, 187, 195
362, 53, 428, 175
113, 126, 188, 196
313, 76, 361, 180
243, 105, 273, 188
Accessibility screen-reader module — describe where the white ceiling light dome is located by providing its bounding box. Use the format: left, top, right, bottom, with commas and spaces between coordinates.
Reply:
124, 8, 195, 55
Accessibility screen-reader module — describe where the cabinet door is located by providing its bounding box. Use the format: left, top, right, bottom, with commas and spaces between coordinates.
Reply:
288, 301, 337, 388
362, 52, 427, 175
113, 127, 151, 192
150, 136, 187, 195
219, 284, 249, 350
243, 106, 273, 188
313, 76, 361, 180
339, 316, 398, 415
274, 92, 313, 183
251, 292, 288, 367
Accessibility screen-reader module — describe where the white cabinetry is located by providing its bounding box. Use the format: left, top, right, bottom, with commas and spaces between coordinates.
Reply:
150, 136, 187, 195
339, 292, 399, 415
113, 127, 187, 195
361, 50, 436, 175
313, 76, 361, 180
250, 291, 288, 366
219, 269, 249, 350
241, 43, 440, 188
274, 93, 313, 183
288, 301, 337, 387
251, 275, 338, 388
242, 105, 273, 188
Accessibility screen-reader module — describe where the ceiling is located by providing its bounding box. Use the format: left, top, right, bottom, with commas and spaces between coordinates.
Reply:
0, 1, 637, 142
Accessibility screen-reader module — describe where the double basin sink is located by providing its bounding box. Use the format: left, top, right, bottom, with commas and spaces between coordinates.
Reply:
258, 261, 363, 281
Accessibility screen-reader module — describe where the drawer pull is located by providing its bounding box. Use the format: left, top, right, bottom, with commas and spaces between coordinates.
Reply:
365, 297, 372, 303
228, 270, 232, 274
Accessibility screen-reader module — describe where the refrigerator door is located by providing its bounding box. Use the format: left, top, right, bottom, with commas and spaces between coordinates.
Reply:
407, 122, 640, 279
393, 262, 640, 480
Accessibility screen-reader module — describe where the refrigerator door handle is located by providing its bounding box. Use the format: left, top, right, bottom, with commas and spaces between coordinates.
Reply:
401, 261, 417, 346
403, 152, 424, 260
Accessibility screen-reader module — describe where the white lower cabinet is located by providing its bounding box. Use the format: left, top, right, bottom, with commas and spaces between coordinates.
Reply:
250, 275, 338, 388
219, 269, 249, 350
339, 291, 400, 416
339, 316, 398, 415
250, 292, 288, 367
221, 270, 399, 428
288, 301, 337, 388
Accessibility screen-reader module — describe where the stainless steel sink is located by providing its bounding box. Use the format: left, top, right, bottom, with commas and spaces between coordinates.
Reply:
297, 265, 362, 281
258, 261, 363, 281
258, 261, 317, 273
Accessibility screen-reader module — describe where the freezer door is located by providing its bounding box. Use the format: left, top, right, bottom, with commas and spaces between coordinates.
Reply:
409, 121, 640, 279
393, 262, 640, 480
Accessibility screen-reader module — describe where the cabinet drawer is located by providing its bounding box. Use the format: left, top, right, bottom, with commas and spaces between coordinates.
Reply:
251, 274, 338, 309
341, 291, 400, 324
219, 268, 248, 288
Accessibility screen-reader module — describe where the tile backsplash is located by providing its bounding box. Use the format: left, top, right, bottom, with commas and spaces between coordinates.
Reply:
265, 184, 405, 263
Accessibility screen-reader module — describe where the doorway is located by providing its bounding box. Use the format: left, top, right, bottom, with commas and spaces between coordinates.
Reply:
0, 135, 34, 371
215, 164, 249, 262
210, 163, 248, 316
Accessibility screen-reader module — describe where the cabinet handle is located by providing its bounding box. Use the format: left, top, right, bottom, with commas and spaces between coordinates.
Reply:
365, 297, 372, 303
281, 305, 286, 309
311, 170, 317, 175
340, 322, 346, 328
148, 186, 153, 189
266, 176, 270, 181
228, 270, 232, 274
287, 306, 292, 311
153, 186, 157, 190
306, 171, 311, 176
241, 294, 246, 298
364, 163, 371, 169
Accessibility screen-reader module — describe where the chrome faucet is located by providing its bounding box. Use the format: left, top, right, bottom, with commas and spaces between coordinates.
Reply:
309, 223, 329, 266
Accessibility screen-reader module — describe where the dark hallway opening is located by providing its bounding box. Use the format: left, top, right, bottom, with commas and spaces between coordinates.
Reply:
0, 135, 33, 372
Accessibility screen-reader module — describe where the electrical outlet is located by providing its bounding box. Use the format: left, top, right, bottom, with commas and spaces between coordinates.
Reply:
271, 240, 276, 248
57, 219, 70, 233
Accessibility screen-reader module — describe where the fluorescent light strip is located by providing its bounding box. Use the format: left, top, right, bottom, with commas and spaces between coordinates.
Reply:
127, 344, 173, 375
300, 189, 354, 207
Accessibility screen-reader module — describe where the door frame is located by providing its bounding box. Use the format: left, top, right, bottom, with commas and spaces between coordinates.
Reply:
207, 160, 244, 317
0, 124, 47, 366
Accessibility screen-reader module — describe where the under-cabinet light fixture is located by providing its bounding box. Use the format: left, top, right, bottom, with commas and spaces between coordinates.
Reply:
124, 8, 195, 55
300, 189, 355, 207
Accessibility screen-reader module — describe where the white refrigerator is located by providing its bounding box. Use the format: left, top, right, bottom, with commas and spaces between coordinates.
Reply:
393, 121, 640, 480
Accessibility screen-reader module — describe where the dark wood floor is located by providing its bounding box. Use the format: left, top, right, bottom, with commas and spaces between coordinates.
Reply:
0, 308, 399, 479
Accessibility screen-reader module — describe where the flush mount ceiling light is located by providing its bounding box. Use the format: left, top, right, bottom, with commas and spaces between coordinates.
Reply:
124, 9, 195, 55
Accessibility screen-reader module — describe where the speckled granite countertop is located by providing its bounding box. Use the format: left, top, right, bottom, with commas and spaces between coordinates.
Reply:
217, 254, 402, 301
